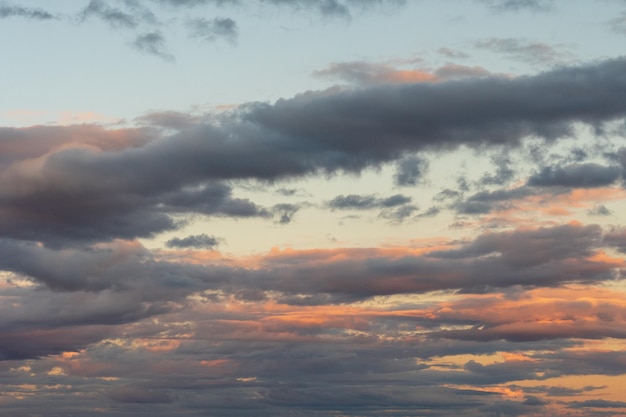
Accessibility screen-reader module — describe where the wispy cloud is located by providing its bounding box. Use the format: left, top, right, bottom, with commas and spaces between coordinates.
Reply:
0, 3, 57, 20
475, 37, 571, 64
132, 31, 174, 61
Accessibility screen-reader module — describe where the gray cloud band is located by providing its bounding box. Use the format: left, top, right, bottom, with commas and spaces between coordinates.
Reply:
1, 58, 626, 245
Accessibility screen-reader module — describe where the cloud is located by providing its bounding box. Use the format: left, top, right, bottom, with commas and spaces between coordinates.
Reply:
327, 193, 412, 210
475, 37, 570, 64
433, 63, 493, 80
3, 58, 626, 246
568, 399, 626, 409
165, 233, 222, 249
107, 385, 172, 403
430, 223, 602, 267
479, 151, 515, 186
0, 3, 56, 20
314, 61, 438, 86
394, 155, 429, 186
250, 223, 620, 301
438, 47, 470, 59
0, 127, 278, 245
418, 206, 440, 217
135, 111, 205, 130
3, 222, 619, 306
609, 12, 626, 35
255, 0, 407, 18
249, 57, 626, 165
603, 227, 626, 253
527, 163, 623, 188
155, 0, 405, 18
272, 203, 300, 224
455, 186, 540, 214
513, 384, 604, 397
314, 61, 492, 87
188, 17, 238, 43
477, 0, 554, 12
80, 0, 138, 29
587, 204, 612, 216
132, 31, 174, 61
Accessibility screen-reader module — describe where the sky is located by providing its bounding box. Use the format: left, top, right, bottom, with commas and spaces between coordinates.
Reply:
1, 0, 626, 416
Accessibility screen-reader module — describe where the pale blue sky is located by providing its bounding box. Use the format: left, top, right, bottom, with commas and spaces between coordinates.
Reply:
2, 0, 625, 126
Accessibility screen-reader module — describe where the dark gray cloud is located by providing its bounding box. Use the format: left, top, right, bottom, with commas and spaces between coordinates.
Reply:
430, 223, 601, 267
0, 239, 215, 295
165, 233, 221, 249
188, 17, 237, 43
0, 164, 269, 246
2, 222, 616, 307
248, 58, 626, 164
527, 163, 623, 188
511, 384, 604, 397
253, 224, 618, 302
475, 37, 569, 64
0, 324, 119, 360
132, 31, 174, 61
0, 3, 56, 20
4, 58, 626, 245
